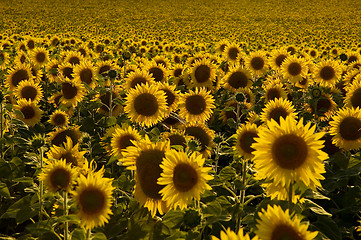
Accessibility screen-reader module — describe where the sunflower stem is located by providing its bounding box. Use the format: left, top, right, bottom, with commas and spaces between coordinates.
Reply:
63, 191, 68, 240
288, 182, 293, 213
39, 147, 44, 221
240, 160, 247, 205
86, 229, 91, 240
109, 82, 113, 118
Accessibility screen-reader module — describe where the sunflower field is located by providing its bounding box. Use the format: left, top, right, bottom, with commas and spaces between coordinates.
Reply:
1, 0, 361, 239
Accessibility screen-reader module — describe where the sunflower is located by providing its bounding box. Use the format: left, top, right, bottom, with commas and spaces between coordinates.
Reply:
219, 100, 250, 124
255, 205, 318, 240
224, 44, 241, 62
313, 60, 342, 87
157, 82, 180, 113
60, 78, 85, 106
15, 51, 28, 65
73, 170, 114, 230
39, 159, 77, 193
252, 116, 328, 189
124, 69, 154, 89
281, 56, 308, 83
59, 63, 75, 80
262, 181, 305, 204
263, 80, 287, 102
233, 123, 259, 160
15, 99, 43, 127
96, 60, 116, 79
25, 37, 36, 50
49, 109, 69, 127
30, 65, 43, 82
269, 48, 289, 71
343, 68, 359, 85
329, 107, 361, 151
215, 40, 229, 53
48, 126, 82, 147
222, 66, 252, 92
344, 80, 361, 109
110, 125, 142, 157
260, 98, 297, 124
183, 123, 215, 158
143, 62, 168, 83
245, 51, 268, 76
30, 47, 48, 67
120, 137, 170, 217
73, 61, 96, 89
190, 59, 216, 88
97, 89, 123, 117
6, 64, 33, 90
47, 136, 86, 168
65, 51, 83, 66
153, 55, 170, 68
158, 149, 212, 210
212, 228, 257, 240
124, 83, 168, 127
161, 128, 189, 149
306, 94, 337, 121
178, 88, 215, 123
0, 50, 9, 70
14, 80, 43, 104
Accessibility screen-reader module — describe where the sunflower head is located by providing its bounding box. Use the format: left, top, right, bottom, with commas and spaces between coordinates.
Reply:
39, 159, 77, 193
15, 99, 43, 127
158, 149, 213, 210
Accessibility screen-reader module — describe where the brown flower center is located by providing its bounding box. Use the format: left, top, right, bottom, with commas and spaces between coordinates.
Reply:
21, 105, 35, 119
173, 163, 198, 192
239, 131, 257, 154
149, 67, 164, 82
194, 65, 211, 83
80, 68, 93, 85
185, 95, 206, 115
339, 117, 361, 141
79, 188, 106, 215
134, 93, 159, 116
20, 86, 38, 101
287, 62, 301, 76
228, 71, 249, 89
62, 82, 78, 100
272, 134, 308, 169
351, 88, 361, 109
271, 224, 303, 240
11, 69, 30, 87
251, 57, 265, 70
320, 66, 335, 81
49, 168, 71, 191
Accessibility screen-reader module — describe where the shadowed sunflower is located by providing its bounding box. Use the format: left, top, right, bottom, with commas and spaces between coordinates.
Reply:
345, 80, 361, 109
15, 80, 43, 104
190, 59, 216, 88
245, 51, 268, 76
60, 78, 85, 106
48, 126, 82, 147
263, 81, 287, 103
255, 205, 318, 240
260, 98, 297, 124
224, 43, 241, 62
216, 40, 229, 53
178, 88, 215, 123
313, 60, 342, 87
47, 136, 86, 168
59, 63, 75, 80
73, 170, 114, 230
111, 125, 142, 157
124, 69, 154, 89
158, 149, 213, 210
15, 99, 43, 127
305, 94, 337, 121
39, 159, 77, 193
49, 110, 69, 127
97, 88, 123, 117
161, 128, 189, 149
212, 228, 258, 240
65, 51, 83, 66
252, 116, 328, 189
124, 83, 168, 127
222, 66, 252, 92
6, 64, 33, 90
144, 61, 168, 83
183, 123, 215, 158
46, 59, 60, 83
329, 107, 361, 151
153, 55, 171, 68
73, 61, 96, 89
120, 137, 170, 217
157, 82, 180, 114
262, 181, 305, 204
15, 51, 28, 65
281, 56, 308, 83
233, 123, 259, 160
96, 60, 116, 79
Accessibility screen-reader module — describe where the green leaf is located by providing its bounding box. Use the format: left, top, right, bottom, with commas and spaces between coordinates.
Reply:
1, 194, 38, 224
162, 209, 184, 229
304, 199, 332, 217
106, 116, 117, 127
56, 214, 80, 224
71, 228, 86, 240
227, 118, 237, 129
0, 182, 10, 198
312, 216, 342, 240
92, 232, 107, 240
219, 166, 236, 181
